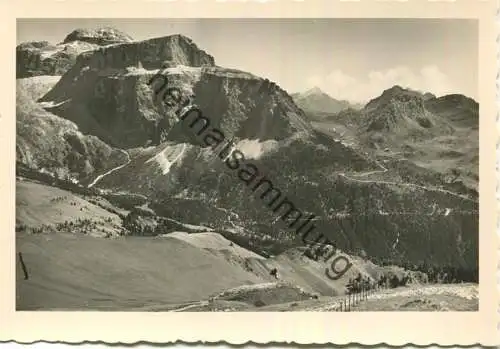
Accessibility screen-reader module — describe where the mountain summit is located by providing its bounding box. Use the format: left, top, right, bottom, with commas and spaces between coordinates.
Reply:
292, 87, 362, 115
62, 27, 133, 45
302, 86, 325, 96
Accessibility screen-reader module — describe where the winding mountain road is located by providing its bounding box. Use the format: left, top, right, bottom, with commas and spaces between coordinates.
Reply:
169, 301, 209, 312
349, 158, 389, 178
337, 153, 475, 203
314, 122, 476, 203
87, 149, 131, 188
339, 172, 476, 202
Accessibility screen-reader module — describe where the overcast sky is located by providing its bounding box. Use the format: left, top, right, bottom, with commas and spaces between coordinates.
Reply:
17, 18, 478, 103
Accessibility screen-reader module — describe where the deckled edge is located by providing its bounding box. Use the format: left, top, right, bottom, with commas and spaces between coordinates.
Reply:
1, 0, 498, 347
0, 341, 498, 347
496, 0, 500, 338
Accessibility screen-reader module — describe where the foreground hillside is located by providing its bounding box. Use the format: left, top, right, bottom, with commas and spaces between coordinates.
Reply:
16, 230, 262, 310
16, 222, 478, 312
19, 219, 474, 311
17, 178, 430, 310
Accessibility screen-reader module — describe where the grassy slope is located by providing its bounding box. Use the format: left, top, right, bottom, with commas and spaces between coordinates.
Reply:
16, 180, 121, 231
16, 232, 265, 310
15, 179, 265, 310
15, 230, 393, 311
13, 179, 364, 310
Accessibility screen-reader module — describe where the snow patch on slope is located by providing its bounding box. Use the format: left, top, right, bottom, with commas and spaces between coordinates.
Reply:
126, 65, 202, 98
126, 65, 201, 79
236, 139, 279, 160
37, 41, 100, 60
39, 99, 71, 108
146, 143, 187, 175
17, 75, 62, 101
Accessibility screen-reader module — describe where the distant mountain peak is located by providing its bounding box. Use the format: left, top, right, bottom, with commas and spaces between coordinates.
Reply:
292, 87, 360, 115
379, 85, 439, 102
303, 86, 325, 96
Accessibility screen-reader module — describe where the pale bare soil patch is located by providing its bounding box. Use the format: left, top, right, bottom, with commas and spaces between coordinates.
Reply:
172, 284, 478, 312
348, 284, 478, 311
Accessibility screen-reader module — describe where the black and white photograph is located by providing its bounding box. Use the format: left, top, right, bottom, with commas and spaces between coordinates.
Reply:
15, 17, 481, 313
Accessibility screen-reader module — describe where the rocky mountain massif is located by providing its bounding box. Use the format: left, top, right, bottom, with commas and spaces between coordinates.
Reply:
302, 86, 479, 194
16, 27, 479, 309
16, 27, 133, 78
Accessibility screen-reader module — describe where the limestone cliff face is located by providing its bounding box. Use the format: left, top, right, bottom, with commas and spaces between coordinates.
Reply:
39, 35, 308, 148
183, 67, 312, 142
16, 77, 128, 182
17, 41, 96, 78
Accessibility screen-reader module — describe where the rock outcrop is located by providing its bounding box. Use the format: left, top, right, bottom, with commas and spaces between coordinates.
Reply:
425, 94, 479, 129
16, 77, 128, 182
62, 27, 133, 46
363, 85, 451, 133
16, 27, 134, 78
